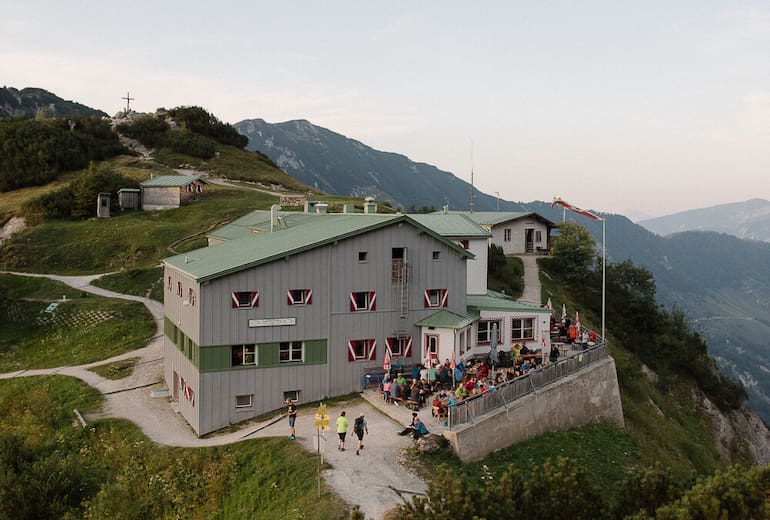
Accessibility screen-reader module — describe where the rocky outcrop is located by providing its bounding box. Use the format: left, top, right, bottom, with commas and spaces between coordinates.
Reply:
693, 387, 770, 466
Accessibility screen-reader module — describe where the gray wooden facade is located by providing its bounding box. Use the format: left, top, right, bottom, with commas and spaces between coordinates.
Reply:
163, 220, 468, 435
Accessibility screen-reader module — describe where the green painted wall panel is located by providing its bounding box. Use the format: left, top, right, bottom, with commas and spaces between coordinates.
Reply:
197, 340, 327, 372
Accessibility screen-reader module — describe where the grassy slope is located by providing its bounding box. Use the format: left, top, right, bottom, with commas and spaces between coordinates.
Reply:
0, 376, 348, 519
0, 185, 277, 274
0, 274, 155, 371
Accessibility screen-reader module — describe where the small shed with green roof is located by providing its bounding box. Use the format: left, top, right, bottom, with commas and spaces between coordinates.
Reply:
140, 174, 208, 210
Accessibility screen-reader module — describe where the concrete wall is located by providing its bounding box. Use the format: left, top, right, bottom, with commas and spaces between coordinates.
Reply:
443, 357, 624, 462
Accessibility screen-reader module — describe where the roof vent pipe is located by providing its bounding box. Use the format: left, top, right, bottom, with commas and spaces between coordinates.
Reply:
270, 204, 281, 232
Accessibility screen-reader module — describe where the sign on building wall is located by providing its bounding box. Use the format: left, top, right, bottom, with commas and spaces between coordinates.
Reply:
248, 317, 297, 327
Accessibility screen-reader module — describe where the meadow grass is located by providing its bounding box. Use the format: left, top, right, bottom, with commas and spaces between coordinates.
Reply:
88, 357, 140, 380
0, 274, 155, 371
0, 187, 278, 274
91, 266, 164, 302
0, 376, 349, 520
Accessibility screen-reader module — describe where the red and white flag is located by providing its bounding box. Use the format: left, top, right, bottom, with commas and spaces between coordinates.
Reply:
450, 350, 456, 370
383, 349, 391, 371
552, 197, 604, 221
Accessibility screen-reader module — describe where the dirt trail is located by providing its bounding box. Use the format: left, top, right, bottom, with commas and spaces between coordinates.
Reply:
0, 271, 425, 519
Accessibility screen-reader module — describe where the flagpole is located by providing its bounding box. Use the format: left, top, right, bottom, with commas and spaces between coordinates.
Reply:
601, 218, 606, 340
551, 197, 606, 343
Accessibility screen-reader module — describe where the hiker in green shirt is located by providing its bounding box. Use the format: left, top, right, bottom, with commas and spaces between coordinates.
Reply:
336, 411, 348, 451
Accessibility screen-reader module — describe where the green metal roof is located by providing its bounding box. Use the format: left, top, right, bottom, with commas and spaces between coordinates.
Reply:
208, 211, 319, 242
415, 309, 475, 329
140, 175, 206, 187
409, 214, 491, 238
164, 214, 474, 282
466, 292, 552, 314
438, 211, 556, 228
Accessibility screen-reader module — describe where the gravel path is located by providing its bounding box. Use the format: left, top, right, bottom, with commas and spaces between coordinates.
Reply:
515, 254, 542, 306
0, 271, 426, 519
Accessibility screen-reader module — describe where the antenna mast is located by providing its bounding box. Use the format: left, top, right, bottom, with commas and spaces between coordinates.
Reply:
469, 139, 475, 213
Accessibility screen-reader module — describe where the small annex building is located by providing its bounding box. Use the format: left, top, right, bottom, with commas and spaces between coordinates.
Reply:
140, 175, 208, 211
446, 211, 556, 255
161, 205, 554, 436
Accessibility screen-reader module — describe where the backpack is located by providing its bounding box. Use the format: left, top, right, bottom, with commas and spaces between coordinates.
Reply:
354, 416, 364, 432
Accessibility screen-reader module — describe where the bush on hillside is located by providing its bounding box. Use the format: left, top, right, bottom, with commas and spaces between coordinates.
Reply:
0, 118, 124, 192
21, 163, 139, 221
167, 106, 248, 148
162, 129, 217, 159
115, 115, 170, 148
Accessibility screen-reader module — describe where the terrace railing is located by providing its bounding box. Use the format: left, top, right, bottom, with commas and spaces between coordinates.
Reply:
447, 341, 609, 430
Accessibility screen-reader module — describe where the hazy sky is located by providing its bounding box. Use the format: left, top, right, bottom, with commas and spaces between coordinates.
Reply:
3, 1, 769, 218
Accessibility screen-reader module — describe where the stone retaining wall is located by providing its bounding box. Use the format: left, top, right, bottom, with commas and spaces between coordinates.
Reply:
443, 357, 624, 462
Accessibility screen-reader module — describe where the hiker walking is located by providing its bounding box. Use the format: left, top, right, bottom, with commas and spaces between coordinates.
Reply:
286, 398, 297, 440
354, 413, 368, 455
336, 410, 348, 451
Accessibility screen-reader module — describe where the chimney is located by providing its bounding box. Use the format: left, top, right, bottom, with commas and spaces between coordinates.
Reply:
364, 197, 377, 214
315, 203, 328, 214
343, 204, 355, 214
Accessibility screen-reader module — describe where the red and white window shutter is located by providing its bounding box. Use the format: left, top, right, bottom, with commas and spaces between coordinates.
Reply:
232, 291, 259, 308
424, 288, 448, 308
287, 289, 312, 305
349, 291, 376, 311
347, 339, 376, 361
386, 336, 412, 357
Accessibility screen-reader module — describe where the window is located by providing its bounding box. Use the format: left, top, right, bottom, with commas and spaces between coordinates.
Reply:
350, 291, 376, 311
236, 394, 253, 408
535, 230, 542, 242
176, 281, 183, 297
287, 289, 312, 305
459, 330, 466, 354
477, 320, 502, 344
504, 229, 512, 242
348, 339, 376, 361
187, 288, 196, 306
231, 291, 259, 308
459, 240, 469, 249
432, 251, 441, 260
280, 341, 304, 363
512, 318, 535, 340
424, 288, 448, 308
167, 276, 172, 291
231, 344, 257, 366
358, 251, 368, 262
426, 335, 439, 359
386, 336, 412, 357
283, 390, 300, 403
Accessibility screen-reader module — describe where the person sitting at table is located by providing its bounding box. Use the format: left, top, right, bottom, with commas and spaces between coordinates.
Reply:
549, 344, 560, 363
512, 344, 522, 358
432, 395, 447, 418
390, 380, 400, 405
455, 385, 466, 399
478, 362, 489, 380
520, 344, 530, 355
521, 360, 531, 373
464, 377, 476, 393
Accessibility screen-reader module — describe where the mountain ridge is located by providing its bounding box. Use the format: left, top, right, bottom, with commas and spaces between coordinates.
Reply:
0, 86, 108, 120
639, 198, 770, 242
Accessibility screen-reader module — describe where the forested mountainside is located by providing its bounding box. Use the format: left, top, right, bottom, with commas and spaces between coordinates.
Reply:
235, 118, 507, 212
0, 86, 108, 120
